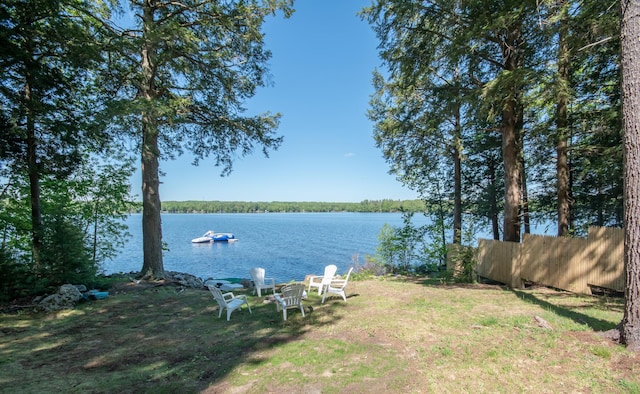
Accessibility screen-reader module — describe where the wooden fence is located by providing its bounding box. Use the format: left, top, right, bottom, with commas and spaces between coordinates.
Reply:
472, 226, 624, 295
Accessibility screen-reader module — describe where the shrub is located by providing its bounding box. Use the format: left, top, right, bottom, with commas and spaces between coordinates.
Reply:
0, 250, 33, 302
37, 213, 96, 291
445, 244, 477, 283
351, 253, 388, 279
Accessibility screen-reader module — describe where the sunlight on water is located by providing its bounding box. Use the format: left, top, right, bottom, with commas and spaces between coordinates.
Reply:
103, 212, 428, 281
103, 212, 552, 282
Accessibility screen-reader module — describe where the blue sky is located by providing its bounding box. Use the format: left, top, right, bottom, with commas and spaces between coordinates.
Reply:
134, 0, 418, 202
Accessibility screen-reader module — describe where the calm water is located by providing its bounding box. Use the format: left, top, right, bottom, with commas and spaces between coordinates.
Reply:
103, 212, 429, 282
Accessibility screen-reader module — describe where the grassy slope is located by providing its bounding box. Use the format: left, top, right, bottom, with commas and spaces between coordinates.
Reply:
1, 278, 638, 393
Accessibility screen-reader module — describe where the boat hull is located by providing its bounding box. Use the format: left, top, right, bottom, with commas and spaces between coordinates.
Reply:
191, 231, 237, 243
191, 236, 213, 243
210, 233, 236, 242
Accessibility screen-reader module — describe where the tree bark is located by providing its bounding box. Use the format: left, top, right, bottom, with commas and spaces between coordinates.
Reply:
620, 0, 640, 351
452, 102, 462, 245
487, 156, 500, 240
502, 102, 521, 243
453, 148, 462, 244
557, 134, 570, 235
25, 77, 42, 269
139, 0, 164, 280
140, 120, 164, 279
520, 125, 530, 235
556, 0, 571, 237
501, 27, 523, 243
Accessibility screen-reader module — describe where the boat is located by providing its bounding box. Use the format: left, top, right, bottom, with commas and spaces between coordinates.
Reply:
191, 230, 237, 243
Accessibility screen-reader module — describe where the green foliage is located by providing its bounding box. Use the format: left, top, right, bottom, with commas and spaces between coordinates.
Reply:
0, 160, 135, 300
103, 0, 296, 278
393, 212, 427, 273
0, 0, 114, 173
0, 185, 102, 300
374, 211, 445, 275
445, 244, 477, 283
37, 210, 96, 292
371, 209, 479, 281
0, 251, 32, 302
350, 253, 388, 279
159, 199, 426, 213
0, 0, 132, 299
525, 0, 622, 235
375, 223, 398, 271
418, 213, 448, 268
362, 0, 623, 240
72, 156, 136, 265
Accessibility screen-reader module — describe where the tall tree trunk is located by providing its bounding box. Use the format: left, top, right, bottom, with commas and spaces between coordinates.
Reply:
500, 27, 523, 243
140, 120, 164, 279
620, 0, 640, 351
25, 78, 42, 268
520, 162, 530, 234
519, 115, 529, 235
489, 157, 500, 240
502, 103, 521, 243
556, 0, 571, 237
453, 147, 462, 243
139, 1, 164, 279
557, 136, 570, 235
452, 102, 462, 245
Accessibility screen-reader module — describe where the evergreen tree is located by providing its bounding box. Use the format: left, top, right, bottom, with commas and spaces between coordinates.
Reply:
362, 0, 545, 243
106, 0, 294, 279
0, 0, 115, 267
362, 0, 471, 245
529, 0, 621, 236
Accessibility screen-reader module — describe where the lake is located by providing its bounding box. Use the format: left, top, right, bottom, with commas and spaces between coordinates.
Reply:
103, 212, 430, 282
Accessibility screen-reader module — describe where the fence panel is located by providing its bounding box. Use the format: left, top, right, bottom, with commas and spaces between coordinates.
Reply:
586, 227, 625, 292
446, 244, 473, 278
475, 227, 623, 295
476, 238, 521, 288
519, 234, 553, 284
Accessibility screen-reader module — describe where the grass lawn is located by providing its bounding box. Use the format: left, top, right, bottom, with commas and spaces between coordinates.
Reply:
1, 277, 639, 393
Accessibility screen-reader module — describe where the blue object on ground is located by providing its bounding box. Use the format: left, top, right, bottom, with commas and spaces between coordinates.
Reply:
85, 289, 109, 300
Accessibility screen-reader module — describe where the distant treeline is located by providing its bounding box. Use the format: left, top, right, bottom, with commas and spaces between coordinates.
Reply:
156, 199, 426, 213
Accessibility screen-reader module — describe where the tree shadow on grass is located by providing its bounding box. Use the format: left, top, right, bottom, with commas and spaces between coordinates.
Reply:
409, 275, 622, 332
507, 287, 622, 332
0, 284, 346, 393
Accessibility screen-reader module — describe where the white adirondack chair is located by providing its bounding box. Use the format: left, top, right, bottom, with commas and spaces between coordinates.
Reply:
321, 267, 354, 303
274, 283, 306, 321
249, 267, 276, 297
207, 285, 252, 321
308, 264, 337, 296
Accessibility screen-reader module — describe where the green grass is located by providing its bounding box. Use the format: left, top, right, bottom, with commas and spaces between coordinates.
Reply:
0, 277, 638, 393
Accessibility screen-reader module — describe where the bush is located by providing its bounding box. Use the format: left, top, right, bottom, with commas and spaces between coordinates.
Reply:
445, 244, 477, 283
37, 213, 97, 291
0, 250, 33, 302
351, 254, 388, 279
